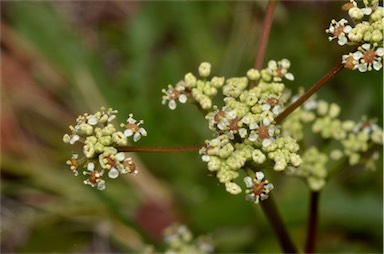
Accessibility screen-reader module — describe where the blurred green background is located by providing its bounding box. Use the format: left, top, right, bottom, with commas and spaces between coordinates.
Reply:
1, 1, 382, 253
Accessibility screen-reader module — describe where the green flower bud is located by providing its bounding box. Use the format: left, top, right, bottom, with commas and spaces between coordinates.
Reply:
184, 72, 197, 87
199, 62, 211, 78
247, 68, 260, 80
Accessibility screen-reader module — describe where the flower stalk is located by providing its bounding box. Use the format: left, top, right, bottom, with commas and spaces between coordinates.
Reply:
254, 0, 277, 70
275, 62, 344, 124
305, 191, 320, 253
118, 145, 202, 153
260, 194, 298, 253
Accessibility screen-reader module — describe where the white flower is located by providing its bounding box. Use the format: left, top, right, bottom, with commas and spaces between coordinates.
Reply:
122, 114, 147, 141
243, 172, 274, 204
354, 44, 384, 72
326, 19, 352, 46
162, 83, 188, 110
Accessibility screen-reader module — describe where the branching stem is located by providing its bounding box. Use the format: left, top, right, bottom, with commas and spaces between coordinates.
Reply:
276, 62, 344, 124
118, 145, 202, 153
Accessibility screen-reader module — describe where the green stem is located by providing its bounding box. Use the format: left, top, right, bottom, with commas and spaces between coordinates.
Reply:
276, 62, 344, 124
305, 191, 320, 253
118, 145, 202, 153
260, 194, 298, 253
254, 0, 277, 70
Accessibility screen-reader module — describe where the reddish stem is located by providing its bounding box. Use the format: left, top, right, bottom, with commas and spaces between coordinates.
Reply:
276, 62, 344, 124
118, 145, 202, 153
254, 0, 277, 70
305, 191, 320, 253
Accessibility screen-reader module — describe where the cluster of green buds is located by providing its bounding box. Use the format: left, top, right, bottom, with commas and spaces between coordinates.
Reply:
63, 107, 147, 190
145, 223, 213, 254
326, 0, 383, 71
162, 62, 225, 110
162, 61, 301, 203
283, 93, 383, 191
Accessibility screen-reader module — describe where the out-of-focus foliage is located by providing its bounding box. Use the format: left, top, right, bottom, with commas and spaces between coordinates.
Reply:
1, 1, 382, 253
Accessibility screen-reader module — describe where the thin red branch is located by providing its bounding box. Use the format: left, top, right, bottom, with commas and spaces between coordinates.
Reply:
254, 0, 277, 70
276, 62, 344, 124
118, 145, 202, 153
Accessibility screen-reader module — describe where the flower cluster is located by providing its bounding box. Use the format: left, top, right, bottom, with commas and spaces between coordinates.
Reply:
163, 61, 302, 203
63, 107, 147, 190
283, 93, 383, 190
162, 62, 225, 110
326, 0, 384, 71
145, 223, 214, 254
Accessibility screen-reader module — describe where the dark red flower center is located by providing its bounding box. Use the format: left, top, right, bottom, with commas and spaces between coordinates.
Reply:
88, 171, 98, 184
127, 123, 140, 132
229, 118, 240, 131
267, 97, 279, 106
106, 156, 116, 167
258, 126, 269, 139
214, 111, 226, 122
363, 50, 375, 64
253, 182, 265, 196
333, 25, 344, 37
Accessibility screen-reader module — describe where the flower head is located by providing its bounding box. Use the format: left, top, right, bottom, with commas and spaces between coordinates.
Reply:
63, 107, 145, 190
243, 171, 274, 204
121, 113, 147, 142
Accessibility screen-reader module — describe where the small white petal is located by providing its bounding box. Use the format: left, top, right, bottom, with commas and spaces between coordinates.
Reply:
338, 36, 348, 46
239, 128, 248, 138
245, 193, 256, 202
124, 129, 133, 137
243, 176, 253, 188
108, 115, 116, 122
97, 180, 106, 190
263, 118, 271, 126
87, 162, 95, 171
202, 155, 210, 162
87, 116, 98, 125
139, 128, 147, 136
127, 117, 137, 124
361, 43, 370, 50
262, 139, 272, 147
168, 100, 177, 110
285, 73, 294, 81
261, 104, 271, 111
361, 7, 372, 15
268, 60, 277, 70
373, 61, 382, 71
281, 59, 290, 68
248, 134, 258, 142
133, 132, 141, 142
178, 94, 187, 103
115, 152, 125, 161
343, 25, 352, 33
265, 183, 274, 191
249, 123, 259, 130
227, 110, 237, 119
108, 167, 119, 179
375, 47, 384, 57
272, 106, 281, 115
255, 171, 264, 180
358, 63, 368, 72
353, 51, 363, 60
70, 135, 80, 144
